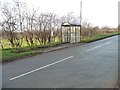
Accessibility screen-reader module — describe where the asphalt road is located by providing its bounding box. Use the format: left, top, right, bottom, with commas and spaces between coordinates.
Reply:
2, 36, 118, 88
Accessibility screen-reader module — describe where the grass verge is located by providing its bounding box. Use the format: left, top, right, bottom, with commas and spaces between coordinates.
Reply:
2, 49, 42, 63
2, 41, 62, 63
81, 32, 119, 43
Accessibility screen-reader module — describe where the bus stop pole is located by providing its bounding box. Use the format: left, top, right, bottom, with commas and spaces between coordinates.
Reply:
80, 1, 82, 42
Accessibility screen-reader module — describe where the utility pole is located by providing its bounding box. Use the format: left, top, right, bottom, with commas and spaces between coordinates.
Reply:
80, 0, 82, 42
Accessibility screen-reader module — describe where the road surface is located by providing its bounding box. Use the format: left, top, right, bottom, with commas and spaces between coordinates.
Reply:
2, 36, 118, 88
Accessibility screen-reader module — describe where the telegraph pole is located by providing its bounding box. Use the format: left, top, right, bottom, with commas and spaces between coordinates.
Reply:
80, 1, 82, 42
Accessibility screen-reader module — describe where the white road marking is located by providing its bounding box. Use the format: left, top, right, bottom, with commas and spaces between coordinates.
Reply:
86, 41, 113, 52
10, 56, 74, 81
113, 38, 118, 41
104, 41, 112, 45
86, 45, 102, 52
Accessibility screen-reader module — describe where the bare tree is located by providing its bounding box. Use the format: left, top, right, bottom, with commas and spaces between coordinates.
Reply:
82, 21, 97, 38
33, 13, 44, 44
24, 8, 39, 46
1, 1, 27, 47
1, 3, 17, 47
13, 0, 26, 47
60, 12, 74, 24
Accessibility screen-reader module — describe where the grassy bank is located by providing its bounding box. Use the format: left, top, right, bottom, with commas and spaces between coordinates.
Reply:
81, 32, 119, 43
2, 49, 41, 63
2, 41, 61, 63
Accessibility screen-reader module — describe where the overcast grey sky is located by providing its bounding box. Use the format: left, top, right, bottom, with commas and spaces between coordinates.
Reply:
1, 0, 119, 28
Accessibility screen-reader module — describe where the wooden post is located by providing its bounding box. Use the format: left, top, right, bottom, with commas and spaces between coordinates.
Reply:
80, 25, 81, 42
69, 26, 71, 43
67, 27, 68, 43
75, 26, 77, 43
61, 25, 62, 43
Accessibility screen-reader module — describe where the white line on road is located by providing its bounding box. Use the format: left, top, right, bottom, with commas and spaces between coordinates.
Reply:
86, 45, 102, 52
10, 56, 74, 81
104, 41, 112, 45
86, 41, 113, 52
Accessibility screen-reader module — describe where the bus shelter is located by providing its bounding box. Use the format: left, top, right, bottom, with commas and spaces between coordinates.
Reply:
61, 23, 81, 43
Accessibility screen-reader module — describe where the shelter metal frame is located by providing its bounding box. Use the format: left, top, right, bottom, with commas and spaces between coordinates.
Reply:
61, 23, 81, 43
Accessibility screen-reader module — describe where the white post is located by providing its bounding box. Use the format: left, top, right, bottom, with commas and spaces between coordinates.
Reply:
80, 0, 82, 42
